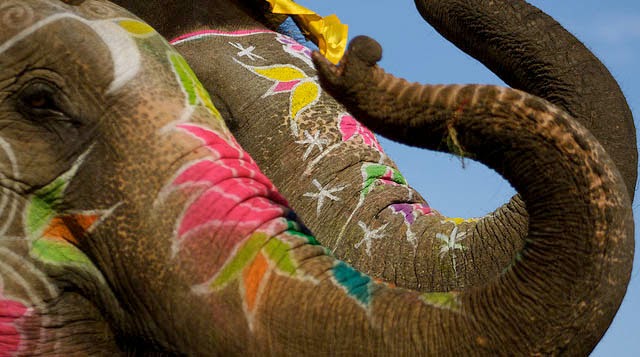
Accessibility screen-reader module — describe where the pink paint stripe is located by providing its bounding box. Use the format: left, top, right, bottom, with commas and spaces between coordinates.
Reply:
170, 29, 274, 45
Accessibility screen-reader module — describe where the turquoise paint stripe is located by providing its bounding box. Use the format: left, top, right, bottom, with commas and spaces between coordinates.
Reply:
332, 261, 372, 306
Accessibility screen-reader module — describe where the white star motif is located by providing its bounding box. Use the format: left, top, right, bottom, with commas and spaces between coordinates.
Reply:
295, 130, 329, 160
229, 42, 265, 61
436, 224, 467, 277
303, 179, 347, 215
354, 221, 389, 256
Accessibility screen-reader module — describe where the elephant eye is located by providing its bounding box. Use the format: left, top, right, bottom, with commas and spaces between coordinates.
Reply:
17, 80, 80, 129
19, 81, 62, 113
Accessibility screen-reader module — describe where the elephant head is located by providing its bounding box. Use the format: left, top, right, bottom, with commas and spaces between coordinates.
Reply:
110, 0, 637, 297
0, 1, 633, 355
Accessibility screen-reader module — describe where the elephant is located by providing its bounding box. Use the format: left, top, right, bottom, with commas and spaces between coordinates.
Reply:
111, 0, 637, 293
0, 0, 634, 355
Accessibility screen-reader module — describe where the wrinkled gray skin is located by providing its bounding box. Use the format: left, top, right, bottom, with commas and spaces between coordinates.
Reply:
114, 0, 637, 293
0, 1, 634, 355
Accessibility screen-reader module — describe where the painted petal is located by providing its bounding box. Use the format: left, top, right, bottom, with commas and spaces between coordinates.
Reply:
0, 294, 27, 355
178, 124, 241, 155
30, 238, 92, 266
118, 19, 156, 36
209, 233, 270, 290
169, 53, 198, 105
194, 80, 223, 120
263, 238, 296, 275
242, 252, 270, 313
290, 81, 319, 120
339, 115, 358, 142
25, 195, 57, 237
177, 178, 282, 238
174, 159, 255, 187
41, 214, 99, 245
273, 80, 301, 93
361, 164, 406, 198
254, 66, 308, 82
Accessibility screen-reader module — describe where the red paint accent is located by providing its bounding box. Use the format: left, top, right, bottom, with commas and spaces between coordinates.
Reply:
0, 293, 28, 356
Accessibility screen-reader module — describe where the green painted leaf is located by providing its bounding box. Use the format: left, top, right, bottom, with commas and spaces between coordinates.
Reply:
170, 52, 222, 119
170, 53, 197, 105
263, 238, 296, 275
285, 219, 320, 246
26, 177, 67, 236
31, 238, 92, 266
209, 233, 269, 290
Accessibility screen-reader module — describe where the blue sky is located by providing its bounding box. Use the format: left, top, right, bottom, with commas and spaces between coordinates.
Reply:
297, 0, 640, 354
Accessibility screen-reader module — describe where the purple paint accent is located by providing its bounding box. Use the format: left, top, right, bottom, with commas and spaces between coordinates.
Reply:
390, 203, 433, 225
170, 29, 275, 45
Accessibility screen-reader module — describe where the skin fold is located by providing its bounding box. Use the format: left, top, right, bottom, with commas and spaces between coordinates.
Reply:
111, 0, 637, 294
0, 1, 633, 355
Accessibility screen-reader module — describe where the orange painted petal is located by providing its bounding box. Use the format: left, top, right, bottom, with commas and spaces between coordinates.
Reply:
243, 252, 270, 312
42, 217, 75, 244
42, 213, 100, 245
72, 213, 100, 231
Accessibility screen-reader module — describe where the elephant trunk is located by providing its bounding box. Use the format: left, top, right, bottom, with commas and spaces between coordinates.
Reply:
310, 36, 634, 354
413, 0, 637, 198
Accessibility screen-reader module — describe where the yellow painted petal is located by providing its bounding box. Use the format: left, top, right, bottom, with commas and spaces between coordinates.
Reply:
254, 66, 307, 82
290, 81, 319, 119
118, 19, 156, 36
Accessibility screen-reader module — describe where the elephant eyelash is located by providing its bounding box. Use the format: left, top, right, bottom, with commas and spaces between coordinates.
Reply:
16, 80, 81, 129
18, 80, 64, 113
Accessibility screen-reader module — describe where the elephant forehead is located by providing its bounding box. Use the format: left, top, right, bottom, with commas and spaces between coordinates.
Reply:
0, 1, 168, 94
0, 1, 130, 34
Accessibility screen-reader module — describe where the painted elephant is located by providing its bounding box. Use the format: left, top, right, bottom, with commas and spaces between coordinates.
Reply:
0, 0, 633, 355
112, 0, 637, 292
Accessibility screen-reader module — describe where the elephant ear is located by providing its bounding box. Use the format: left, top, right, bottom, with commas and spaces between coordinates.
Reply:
413, 0, 637, 198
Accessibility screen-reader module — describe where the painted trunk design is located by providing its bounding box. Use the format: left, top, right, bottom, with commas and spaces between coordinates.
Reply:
161, 118, 392, 329
171, 30, 457, 262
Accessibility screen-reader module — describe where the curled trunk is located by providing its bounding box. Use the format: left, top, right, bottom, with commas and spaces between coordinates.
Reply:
414, 0, 637, 198
303, 36, 634, 354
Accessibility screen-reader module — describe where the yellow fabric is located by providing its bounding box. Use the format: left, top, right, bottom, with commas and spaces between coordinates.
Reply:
266, 0, 348, 64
